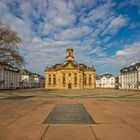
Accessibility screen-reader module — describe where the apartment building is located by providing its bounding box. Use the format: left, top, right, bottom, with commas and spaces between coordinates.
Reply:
119, 63, 140, 90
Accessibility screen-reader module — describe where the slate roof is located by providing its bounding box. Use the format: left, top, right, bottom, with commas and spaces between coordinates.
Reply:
0, 61, 19, 72
120, 62, 140, 73
47, 61, 94, 70
96, 73, 114, 80
20, 69, 32, 75
32, 73, 45, 79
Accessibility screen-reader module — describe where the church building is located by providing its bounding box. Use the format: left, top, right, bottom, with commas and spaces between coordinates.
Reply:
45, 48, 95, 89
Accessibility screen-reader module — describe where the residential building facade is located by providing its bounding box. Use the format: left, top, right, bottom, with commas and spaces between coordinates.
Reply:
0, 62, 45, 89
32, 73, 45, 88
19, 69, 35, 88
45, 48, 95, 89
119, 63, 140, 90
0, 62, 20, 89
96, 73, 115, 88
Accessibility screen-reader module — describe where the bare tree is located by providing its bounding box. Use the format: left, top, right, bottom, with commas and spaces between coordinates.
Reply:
0, 24, 25, 67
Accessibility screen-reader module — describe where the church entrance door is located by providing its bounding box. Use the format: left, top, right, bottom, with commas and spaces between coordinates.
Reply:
68, 83, 72, 89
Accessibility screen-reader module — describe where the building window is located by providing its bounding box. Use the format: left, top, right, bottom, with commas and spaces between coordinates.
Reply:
84, 74, 86, 85
53, 74, 56, 85
62, 73, 65, 86
74, 73, 77, 86
89, 75, 91, 85
79, 76, 81, 84
48, 74, 51, 85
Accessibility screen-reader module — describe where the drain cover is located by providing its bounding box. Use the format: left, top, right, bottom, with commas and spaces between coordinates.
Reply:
43, 104, 95, 124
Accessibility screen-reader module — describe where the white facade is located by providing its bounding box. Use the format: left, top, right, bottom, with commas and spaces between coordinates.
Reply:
119, 63, 140, 90
0, 63, 20, 89
96, 74, 115, 88
19, 69, 34, 88
32, 73, 45, 88
19, 70, 45, 88
0, 64, 45, 89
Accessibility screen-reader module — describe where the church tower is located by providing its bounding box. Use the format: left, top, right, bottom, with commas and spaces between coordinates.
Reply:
45, 48, 95, 89
66, 48, 74, 61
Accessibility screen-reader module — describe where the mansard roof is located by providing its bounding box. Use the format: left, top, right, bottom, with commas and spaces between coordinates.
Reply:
32, 73, 45, 79
20, 69, 32, 75
0, 61, 19, 72
79, 64, 90, 69
49, 64, 62, 70
120, 62, 140, 73
46, 61, 94, 71
96, 73, 114, 80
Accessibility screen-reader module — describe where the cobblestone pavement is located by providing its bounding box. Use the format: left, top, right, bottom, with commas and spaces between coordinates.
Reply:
0, 89, 140, 140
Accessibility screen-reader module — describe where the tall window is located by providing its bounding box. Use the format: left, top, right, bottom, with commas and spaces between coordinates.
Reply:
48, 74, 51, 85
53, 74, 56, 85
62, 73, 65, 86
84, 74, 86, 85
89, 75, 91, 85
74, 73, 77, 86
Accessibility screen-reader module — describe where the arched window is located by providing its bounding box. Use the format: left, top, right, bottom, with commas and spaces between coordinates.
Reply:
53, 74, 56, 85
74, 73, 77, 86
48, 74, 51, 85
89, 75, 91, 85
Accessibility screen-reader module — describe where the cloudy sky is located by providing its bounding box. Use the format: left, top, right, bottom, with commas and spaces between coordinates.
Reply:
0, 0, 140, 76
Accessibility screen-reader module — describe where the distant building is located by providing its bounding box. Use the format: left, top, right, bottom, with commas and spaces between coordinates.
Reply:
19, 69, 34, 88
119, 63, 140, 90
45, 48, 95, 89
96, 73, 115, 88
32, 73, 45, 88
0, 62, 45, 89
0, 62, 20, 89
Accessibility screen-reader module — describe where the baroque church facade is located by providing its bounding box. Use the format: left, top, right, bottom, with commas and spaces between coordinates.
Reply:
45, 48, 95, 89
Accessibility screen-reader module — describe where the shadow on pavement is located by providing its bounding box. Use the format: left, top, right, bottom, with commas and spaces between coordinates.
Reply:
0, 96, 34, 100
